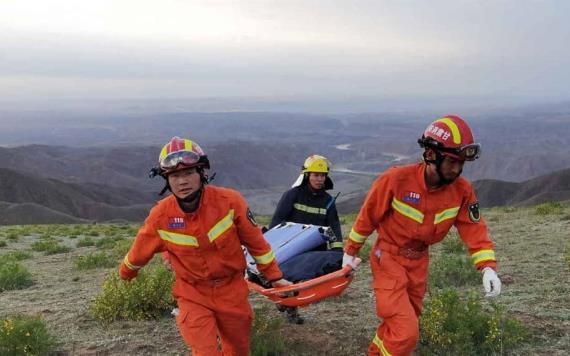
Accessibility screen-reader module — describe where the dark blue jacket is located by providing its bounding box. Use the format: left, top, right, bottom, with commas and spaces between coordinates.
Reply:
269, 184, 343, 247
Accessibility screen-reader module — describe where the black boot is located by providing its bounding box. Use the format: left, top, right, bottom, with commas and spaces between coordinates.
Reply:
285, 307, 304, 325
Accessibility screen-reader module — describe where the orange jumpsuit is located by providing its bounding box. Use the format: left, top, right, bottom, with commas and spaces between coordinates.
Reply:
119, 185, 282, 356
344, 163, 497, 356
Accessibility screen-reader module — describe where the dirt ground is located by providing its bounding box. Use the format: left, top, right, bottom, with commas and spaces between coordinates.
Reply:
1, 206, 570, 355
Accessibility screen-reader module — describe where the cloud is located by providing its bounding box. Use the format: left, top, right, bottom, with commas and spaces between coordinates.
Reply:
1, 0, 569, 104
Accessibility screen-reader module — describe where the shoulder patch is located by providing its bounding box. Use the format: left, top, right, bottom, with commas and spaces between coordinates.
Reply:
468, 202, 481, 222
246, 208, 258, 226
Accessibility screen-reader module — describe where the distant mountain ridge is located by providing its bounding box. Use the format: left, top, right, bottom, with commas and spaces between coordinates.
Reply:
1, 111, 570, 223
0, 168, 153, 224
337, 166, 570, 214
474, 167, 570, 207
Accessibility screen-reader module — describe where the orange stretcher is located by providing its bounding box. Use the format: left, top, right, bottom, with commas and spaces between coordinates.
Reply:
246, 264, 356, 307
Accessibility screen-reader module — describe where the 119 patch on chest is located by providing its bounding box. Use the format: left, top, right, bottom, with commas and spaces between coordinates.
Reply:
168, 217, 186, 229
402, 191, 421, 204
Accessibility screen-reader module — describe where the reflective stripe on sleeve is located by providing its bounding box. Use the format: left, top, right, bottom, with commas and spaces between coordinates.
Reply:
123, 254, 143, 271
349, 228, 368, 243
158, 230, 199, 247
391, 198, 424, 223
252, 250, 276, 265
434, 206, 460, 224
208, 209, 235, 242
471, 249, 496, 265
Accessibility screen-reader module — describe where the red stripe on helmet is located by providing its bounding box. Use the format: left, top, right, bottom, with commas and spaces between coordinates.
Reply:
168, 137, 186, 154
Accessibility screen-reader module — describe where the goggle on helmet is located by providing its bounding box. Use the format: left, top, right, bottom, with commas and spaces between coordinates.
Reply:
151, 137, 210, 177
418, 115, 481, 161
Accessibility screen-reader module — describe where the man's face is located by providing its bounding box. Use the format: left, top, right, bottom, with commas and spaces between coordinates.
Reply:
439, 155, 465, 182
167, 167, 201, 199
308, 172, 326, 190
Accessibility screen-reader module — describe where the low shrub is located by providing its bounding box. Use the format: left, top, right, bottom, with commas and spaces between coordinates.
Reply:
0, 240, 6, 248
535, 201, 565, 215
419, 289, 528, 355
90, 263, 175, 322
502, 206, 516, 213
6, 232, 19, 241
0, 315, 57, 355
111, 239, 133, 260
428, 254, 480, 289
0, 262, 34, 292
30, 239, 71, 255
357, 238, 375, 264
339, 213, 358, 225
76, 237, 95, 248
40, 233, 52, 240
73, 252, 116, 270
95, 236, 125, 250
441, 233, 465, 254
251, 306, 286, 356
1, 251, 32, 262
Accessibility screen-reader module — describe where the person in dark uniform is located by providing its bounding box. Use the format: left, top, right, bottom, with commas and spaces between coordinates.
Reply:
269, 154, 343, 324
270, 154, 343, 245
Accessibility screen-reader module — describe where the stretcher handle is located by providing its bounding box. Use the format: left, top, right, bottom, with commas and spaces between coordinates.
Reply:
253, 264, 355, 296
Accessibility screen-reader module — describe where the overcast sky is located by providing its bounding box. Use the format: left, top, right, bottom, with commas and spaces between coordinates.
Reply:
1, 0, 569, 110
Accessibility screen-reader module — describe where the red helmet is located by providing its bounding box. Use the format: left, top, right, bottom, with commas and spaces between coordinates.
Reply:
418, 115, 481, 161
157, 136, 210, 175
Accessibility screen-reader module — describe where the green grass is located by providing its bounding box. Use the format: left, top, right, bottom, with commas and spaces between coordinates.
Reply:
76, 237, 95, 247
0, 202, 568, 354
441, 232, 465, 254
535, 201, 566, 215
429, 232, 480, 289
419, 289, 528, 355
110, 239, 133, 260
251, 306, 286, 355
428, 254, 481, 289
73, 252, 116, 270
30, 238, 71, 255
6, 232, 19, 241
94, 236, 125, 250
0, 240, 6, 248
90, 261, 176, 322
0, 261, 33, 292
0, 315, 58, 355
1, 251, 32, 262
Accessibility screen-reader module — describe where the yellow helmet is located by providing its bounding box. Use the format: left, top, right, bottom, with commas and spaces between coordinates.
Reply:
302, 155, 330, 174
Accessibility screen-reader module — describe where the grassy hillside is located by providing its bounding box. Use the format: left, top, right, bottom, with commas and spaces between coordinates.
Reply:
0, 203, 569, 355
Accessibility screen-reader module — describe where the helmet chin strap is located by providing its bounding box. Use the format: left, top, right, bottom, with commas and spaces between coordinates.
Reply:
176, 184, 203, 213
178, 186, 202, 203
424, 151, 461, 186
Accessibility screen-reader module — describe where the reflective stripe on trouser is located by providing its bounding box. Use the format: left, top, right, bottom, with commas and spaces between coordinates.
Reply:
368, 248, 429, 356
175, 275, 253, 356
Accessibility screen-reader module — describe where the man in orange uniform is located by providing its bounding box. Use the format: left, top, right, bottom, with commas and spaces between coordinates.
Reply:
119, 137, 291, 356
342, 116, 502, 356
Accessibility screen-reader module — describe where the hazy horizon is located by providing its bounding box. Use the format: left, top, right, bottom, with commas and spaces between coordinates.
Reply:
2, 0, 570, 113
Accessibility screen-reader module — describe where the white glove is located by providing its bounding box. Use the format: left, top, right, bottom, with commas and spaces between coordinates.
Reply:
342, 253, 361, 270
271, 278, 292, 288
482, 267, 501, 297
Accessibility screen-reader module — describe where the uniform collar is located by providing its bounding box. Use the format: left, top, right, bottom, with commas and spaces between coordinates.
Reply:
417, 162, 428, 192
303, 183, 325, 196
172, 185, 208, 216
